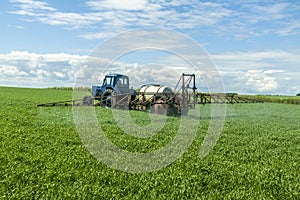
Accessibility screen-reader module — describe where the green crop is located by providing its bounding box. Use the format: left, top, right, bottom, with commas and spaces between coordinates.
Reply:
0, 87, 299, 199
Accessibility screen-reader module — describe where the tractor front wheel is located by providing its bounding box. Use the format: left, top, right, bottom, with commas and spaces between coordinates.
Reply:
101, 89, 116, 108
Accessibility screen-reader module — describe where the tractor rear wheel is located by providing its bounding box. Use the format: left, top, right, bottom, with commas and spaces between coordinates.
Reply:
101, 89, 116, 108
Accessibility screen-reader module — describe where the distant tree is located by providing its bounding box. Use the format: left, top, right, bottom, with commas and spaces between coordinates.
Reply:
297, 93, 300, 96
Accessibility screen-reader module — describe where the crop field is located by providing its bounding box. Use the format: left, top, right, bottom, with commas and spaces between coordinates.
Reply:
1, 86, 300, 199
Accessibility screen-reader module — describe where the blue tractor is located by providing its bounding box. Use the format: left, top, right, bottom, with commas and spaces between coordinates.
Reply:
90, 74, 136, 108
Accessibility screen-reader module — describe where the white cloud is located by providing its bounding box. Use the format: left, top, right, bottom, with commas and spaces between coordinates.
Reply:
10, 0, 300, 39
53, 71, 65, 78
10, 0, 56, 11
218, 69, 296, 94
244, 3, 289, 22
9, 0, 104, 28
40, 12, 103, 28
0, 51, 87, 87
211, 49, 300, 94
86, 0, 148, 10
0, 49, 299, 94
8, 25, 24, 29
264, 70, 285, 74
80, 31, 118, 40
245, 70, 278, 92
275, 19, 300, 36
0, 65, 26, 77
211, 50, 300, 71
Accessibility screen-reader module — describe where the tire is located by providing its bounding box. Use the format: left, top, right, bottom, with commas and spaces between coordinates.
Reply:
167, 104, 180, 116
101, 89, 116, 108
151, 100, 167, 115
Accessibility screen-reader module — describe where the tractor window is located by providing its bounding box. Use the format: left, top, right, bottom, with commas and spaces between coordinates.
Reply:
103, 77, 113, 85
116, 76, 129, 93
117, 77, 128, 86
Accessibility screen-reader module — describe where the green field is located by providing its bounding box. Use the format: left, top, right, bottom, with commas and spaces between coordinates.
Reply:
1, 87, 300, 199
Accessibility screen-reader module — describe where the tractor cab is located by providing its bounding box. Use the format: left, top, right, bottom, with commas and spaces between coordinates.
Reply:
91, 74, 130, 99
105, 74, 129, 93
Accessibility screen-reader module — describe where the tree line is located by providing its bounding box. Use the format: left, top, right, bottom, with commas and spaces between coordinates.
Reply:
248, 95, 300, 105
49, 87, 90, 91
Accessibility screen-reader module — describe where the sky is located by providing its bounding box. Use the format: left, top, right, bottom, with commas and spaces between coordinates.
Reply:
0, 0, 300, 95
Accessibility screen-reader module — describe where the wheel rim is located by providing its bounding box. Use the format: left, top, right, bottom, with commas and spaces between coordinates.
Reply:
105, 96, 112, 108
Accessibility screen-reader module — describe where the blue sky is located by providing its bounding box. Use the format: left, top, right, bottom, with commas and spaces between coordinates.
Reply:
0, 0, 299, 95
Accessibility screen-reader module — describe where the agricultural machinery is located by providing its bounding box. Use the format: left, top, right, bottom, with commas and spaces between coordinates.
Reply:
89, 73, 197, 115
38, 73, 263, 115
81, 74, 136, 108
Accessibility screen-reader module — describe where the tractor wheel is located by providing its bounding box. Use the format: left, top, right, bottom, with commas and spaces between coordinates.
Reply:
101, 89, 116, 108
150, 100, 167, 115
166, 104, 180, 116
